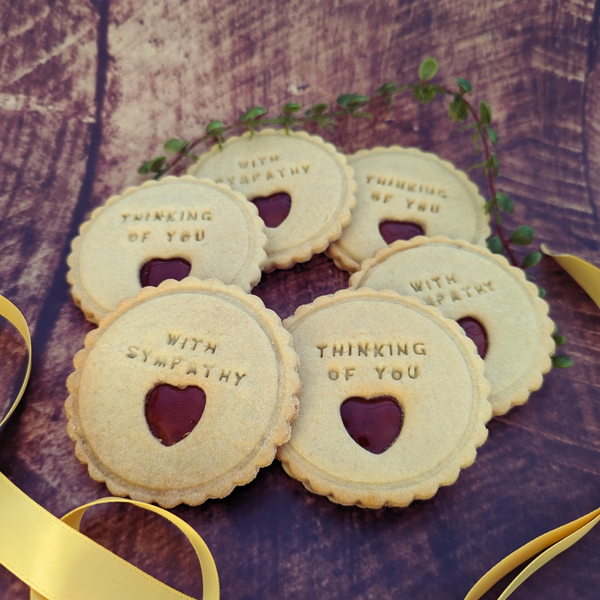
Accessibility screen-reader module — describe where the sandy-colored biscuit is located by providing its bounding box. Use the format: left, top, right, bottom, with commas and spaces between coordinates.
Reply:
187, 129, 356, 272
65, 278, 300, 508
327, 147, 491, 272
68, 176, 268, 324
350, 237, 555, 415
278, 288, 491, 508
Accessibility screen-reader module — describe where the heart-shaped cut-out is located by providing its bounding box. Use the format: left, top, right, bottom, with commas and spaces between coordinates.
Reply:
140, 258, 192, 288
145, 383, 206, 446
251, 192, 292, 228
379, 220, 424, 245
457, 316, 489, 359
340, 396, 404, 454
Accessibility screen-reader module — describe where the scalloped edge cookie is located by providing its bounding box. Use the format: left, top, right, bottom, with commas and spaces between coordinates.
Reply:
278, 288, 491, 509
326, 146, 491, 273
65, 277, 300, 507
67, 175, 268, 324
187, 129, 357, 272
349, 236, 555, 415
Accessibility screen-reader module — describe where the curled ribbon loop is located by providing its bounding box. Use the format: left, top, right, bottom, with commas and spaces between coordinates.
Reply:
0, 294, 219, 600
541, 244, 600, 309
0, 295, 32, 430
464, 508, 600, 600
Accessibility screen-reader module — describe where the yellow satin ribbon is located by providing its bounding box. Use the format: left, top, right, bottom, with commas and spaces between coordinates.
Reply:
0, 294, 32, 429
0, 295, 219, 600
1, 246, 600, 600
541, 244, 600, 308
464, 507, 600, 600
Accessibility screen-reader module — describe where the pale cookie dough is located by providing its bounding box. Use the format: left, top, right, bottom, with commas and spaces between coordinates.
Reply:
68, 176, 268, 324
187, 129, 356, 272
278, 288, 491, 509
327, 146, 491, 272
66, 278, 300, 508
349, 237, 555, 415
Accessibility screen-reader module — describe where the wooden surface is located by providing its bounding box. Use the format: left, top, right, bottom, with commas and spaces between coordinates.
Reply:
2, 0, 600, 598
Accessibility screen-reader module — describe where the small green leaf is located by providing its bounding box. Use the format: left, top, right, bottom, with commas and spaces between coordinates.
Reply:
337, 94, 369, 109
140, 156, 166, 174
487, 127, 498, 146
418, 58, 438, 82
479, 101, 492, 125
448, 95, 468, 122
489, 154, 499, 176
521, 251, 542, 269
538, 286, 546, 298
471, 129, 481, 154
376, 82, 398, 95
483, 198, 494, 214
553, 334, 567, 346
413, 86, 436, 104
510, 225, 534, 245
185, 153, 199, 161
496, 192, 514, 214
469, 161, 485, 171
305, 103, 329, 117
282, 103, 302, 114
487, 236, 503, 254
455, 77, 472, 93
205, 120, 224, 134
163, 138, 188, 153
241, 106, 267, 121
138, 159, 154, 175
552, 355, 574, 368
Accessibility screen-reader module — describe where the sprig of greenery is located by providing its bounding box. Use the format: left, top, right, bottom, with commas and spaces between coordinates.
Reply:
138, 57, 572, 366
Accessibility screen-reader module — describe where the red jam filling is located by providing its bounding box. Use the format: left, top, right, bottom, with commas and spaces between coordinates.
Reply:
379, 221, 424, 244
457, 316, 489, 359
340, 396, 404, 454
139, 258, 191, 288
251, 192, 292, 228
145, 384, 206, 446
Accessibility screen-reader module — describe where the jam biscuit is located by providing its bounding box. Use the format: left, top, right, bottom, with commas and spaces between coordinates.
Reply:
350, 237, 555, 415
68, 176, 268, 324
187, 129, 356, 272
65, 278, 300, 507
278, 288, 491, 508
327, 147, 491, 272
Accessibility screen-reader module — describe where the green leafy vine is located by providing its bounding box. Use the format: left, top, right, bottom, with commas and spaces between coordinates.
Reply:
138, 57, 572, 368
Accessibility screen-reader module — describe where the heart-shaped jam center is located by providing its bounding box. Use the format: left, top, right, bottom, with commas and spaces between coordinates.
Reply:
145, 383, 206, 446
139, 258, 191, 287
340, 396, 404, 454
457, 316, 489, 359
379, 220, 424, 244
251, 192, 292, 228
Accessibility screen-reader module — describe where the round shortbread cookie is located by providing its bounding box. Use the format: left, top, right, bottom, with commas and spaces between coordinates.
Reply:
327, 147, 491, 272
278, 288, 491, 509
187, 129, 356, 272
66, 278, 300, 508
68, 176, 267, 324
349, 237, 555, 415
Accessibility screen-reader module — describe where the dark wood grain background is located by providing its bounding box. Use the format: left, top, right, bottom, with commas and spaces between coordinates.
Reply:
2, 1, 600, 598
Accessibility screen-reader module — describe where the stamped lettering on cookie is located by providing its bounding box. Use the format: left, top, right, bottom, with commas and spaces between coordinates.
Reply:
367, 172, 446, 214
316, 339, 426, 383
408, 273, 495, 307
213, 154, 311, 187
126, 331, 247, 386
122, 207, 212, 244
